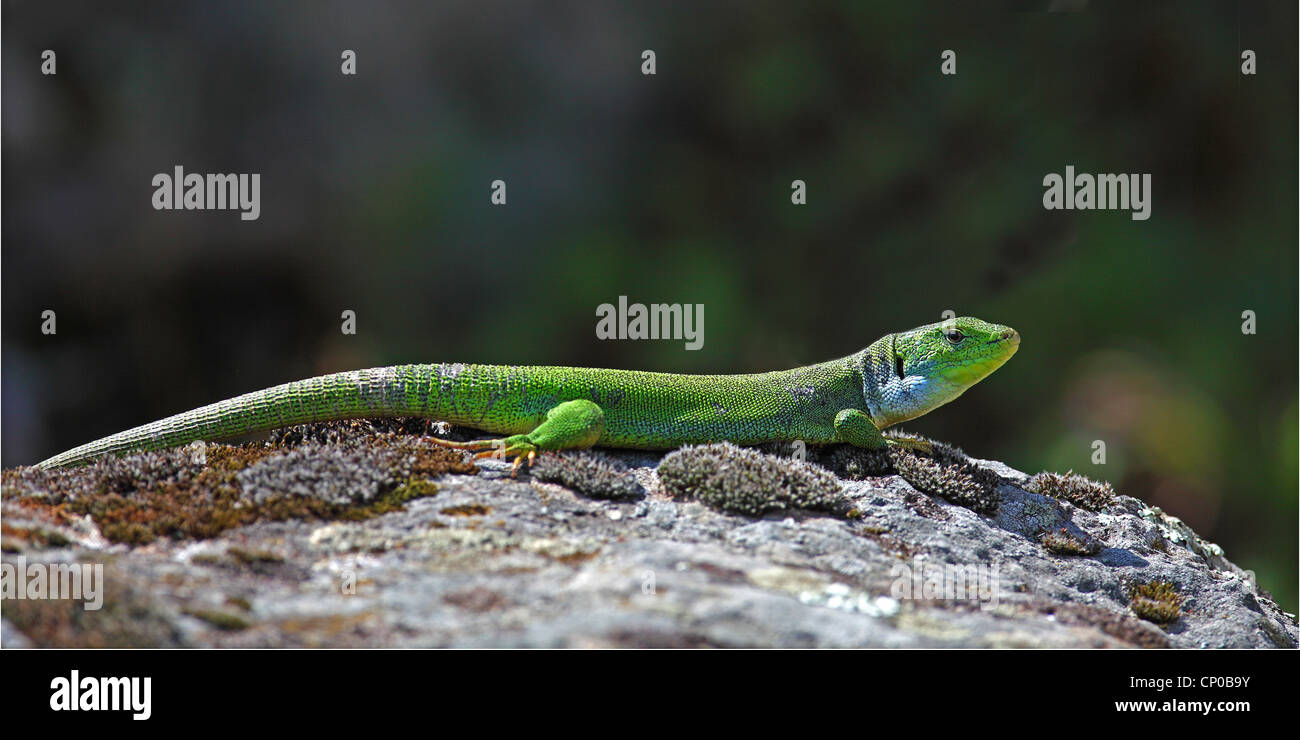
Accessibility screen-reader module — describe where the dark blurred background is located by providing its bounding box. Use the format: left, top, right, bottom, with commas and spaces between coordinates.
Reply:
3, 1, 1296, 609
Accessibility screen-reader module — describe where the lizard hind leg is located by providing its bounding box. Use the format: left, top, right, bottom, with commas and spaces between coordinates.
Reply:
430, 399, 606, 476
525, 398, 606, 451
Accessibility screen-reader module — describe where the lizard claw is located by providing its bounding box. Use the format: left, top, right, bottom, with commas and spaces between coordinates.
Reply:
503, 450, 540, 478
505, 450, 538, 478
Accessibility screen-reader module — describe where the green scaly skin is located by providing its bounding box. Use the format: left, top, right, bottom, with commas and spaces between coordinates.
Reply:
35, 317, 1019, 471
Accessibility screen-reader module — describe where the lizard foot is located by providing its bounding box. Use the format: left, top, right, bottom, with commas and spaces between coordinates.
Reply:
886, 436, 934, 456
431, 435, 538, 477
427, 399, 605, 478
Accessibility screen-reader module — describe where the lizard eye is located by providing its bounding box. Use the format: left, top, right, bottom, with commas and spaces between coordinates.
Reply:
944, 329, 965, 345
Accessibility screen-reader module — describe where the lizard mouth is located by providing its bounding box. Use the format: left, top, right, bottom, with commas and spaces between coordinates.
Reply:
988, 329, 1020, 350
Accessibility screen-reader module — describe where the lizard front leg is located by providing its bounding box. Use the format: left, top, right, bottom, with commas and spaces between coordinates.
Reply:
432, 399, 606, 475
833, 408, 932, 454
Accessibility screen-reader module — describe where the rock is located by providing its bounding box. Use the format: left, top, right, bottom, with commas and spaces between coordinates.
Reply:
2, 420, 1294, 648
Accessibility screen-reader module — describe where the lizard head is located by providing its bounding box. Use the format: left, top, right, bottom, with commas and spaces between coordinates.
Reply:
872, 316, 1020, 427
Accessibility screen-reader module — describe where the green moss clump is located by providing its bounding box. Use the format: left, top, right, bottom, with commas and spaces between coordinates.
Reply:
182, 608, 251, 631
657, 443, 845, 517
363, 477, 440, 516
1128, 580, 1184, 624
1025, 471, 1115, 511
439, 503, 492, 517
530, 451, 644, 500
1, 521, 72, 550
393, 477, 439, 499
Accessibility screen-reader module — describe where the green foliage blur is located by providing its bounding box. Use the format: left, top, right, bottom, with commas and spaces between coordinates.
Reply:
3, 2, 1295, 609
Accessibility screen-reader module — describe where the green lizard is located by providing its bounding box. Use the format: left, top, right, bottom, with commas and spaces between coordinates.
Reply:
35, 316, 1019, 473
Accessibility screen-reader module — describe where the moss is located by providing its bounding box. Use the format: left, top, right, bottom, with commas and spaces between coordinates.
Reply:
755, 440, 894, 480
361, 477, 440, 516
1033, 601, 1171, 648
768, 430, 1003, 515
1040, 526, 1102, 556
820, 445, 895, 479
440, 503, 492, 517
266, 417, 452, 448
182, 608, 251, 631
884, 430, 972, 468
227, 547, 284, 565
530, 451, 644, 500
657, 443, 846, 517
1129, 580, 1184, 624
891, 449, 1000, 515
1025, 471, 1115, 511
237, 445, 410, 505
0, 522, 71, 550
0, 420, 470, 545
390, 476, 439, 501
102, 522, 160, 546
554, 549, 601, 565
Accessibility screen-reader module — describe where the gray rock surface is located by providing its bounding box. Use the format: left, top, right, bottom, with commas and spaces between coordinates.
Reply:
2, 426, 1294, 649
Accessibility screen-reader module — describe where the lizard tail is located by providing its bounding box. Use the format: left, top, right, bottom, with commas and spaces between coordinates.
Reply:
35, 365, 443, 469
